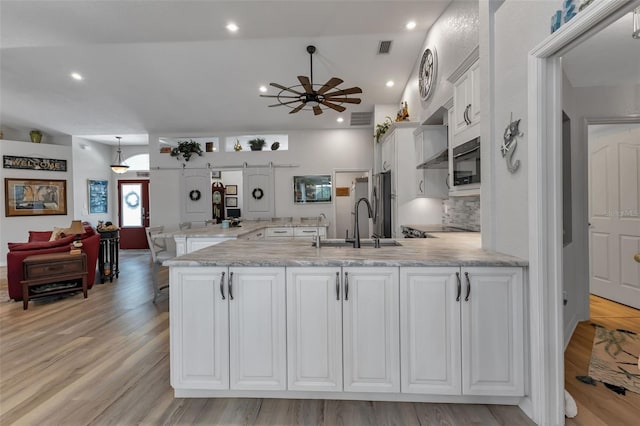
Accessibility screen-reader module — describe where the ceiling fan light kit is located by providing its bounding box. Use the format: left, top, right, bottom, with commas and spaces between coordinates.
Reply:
260, 45, 362, 116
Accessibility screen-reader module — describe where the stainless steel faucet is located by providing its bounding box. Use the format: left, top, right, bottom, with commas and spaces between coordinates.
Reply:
350, 197, 373, 248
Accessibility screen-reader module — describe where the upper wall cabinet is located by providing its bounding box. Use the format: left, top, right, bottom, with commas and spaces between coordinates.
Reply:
414, 126, 448, 198
448, 47, 480, 145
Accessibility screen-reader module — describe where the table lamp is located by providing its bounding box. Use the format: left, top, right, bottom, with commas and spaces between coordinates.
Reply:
68, 220, 84, 248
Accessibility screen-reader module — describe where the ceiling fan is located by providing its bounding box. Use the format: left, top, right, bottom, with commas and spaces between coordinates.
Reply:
260, 45, 363, 116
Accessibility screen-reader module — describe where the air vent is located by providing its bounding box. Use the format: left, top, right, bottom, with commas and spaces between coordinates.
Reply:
378, 40, 392, 54
136, 171, 150, 178
350, 112, 372, 126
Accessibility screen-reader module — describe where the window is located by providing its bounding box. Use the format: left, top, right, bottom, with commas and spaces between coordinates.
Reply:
124, 154, 149, 171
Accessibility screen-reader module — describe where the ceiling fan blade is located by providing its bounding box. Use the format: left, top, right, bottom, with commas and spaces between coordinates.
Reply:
260, 94, 301, 99
313, 105, 323, 116
317, 77, 344, 95
270, 82, 304, 95
289, 103, 306, 114
324, 97, 362, 104
298, 76, 314, 94
268, 100, 302, 107
324, 87, 363, 97
320, 100, 346, 113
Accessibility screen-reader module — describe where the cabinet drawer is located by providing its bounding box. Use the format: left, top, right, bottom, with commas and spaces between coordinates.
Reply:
266, 227, 294, 238
293, 227, 326, 238
24, 257, 85, 279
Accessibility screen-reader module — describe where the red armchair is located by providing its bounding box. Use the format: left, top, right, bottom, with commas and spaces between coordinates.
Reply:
6, 226, 100, 301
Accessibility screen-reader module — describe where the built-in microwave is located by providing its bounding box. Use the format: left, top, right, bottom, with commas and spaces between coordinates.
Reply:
452, 137, 480, 186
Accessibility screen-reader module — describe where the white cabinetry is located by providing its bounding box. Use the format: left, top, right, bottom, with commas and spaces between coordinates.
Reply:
380, 132, 395, 172
265, 227, 294, 239
400, 267, 524, 397
293, 226, 326, 239
170, 266, 286, 392
414, 126, 449, 198
286, 267, 400, 393
452, 60, 480, 139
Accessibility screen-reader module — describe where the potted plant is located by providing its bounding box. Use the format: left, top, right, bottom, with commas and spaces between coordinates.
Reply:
30, 129, 43, 143
248, 137, 266, 151
375, 117, 393, 142
170, 139, 203, 161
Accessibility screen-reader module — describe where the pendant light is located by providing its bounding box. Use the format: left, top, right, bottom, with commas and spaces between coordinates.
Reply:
110, 136, 129, 174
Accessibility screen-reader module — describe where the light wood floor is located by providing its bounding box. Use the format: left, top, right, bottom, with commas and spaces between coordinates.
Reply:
1, 251, 536, 425
564, 295, 640, 426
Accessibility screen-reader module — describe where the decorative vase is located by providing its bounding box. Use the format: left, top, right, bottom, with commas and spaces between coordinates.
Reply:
271, 142, 280, 150
30, 130, 42, 143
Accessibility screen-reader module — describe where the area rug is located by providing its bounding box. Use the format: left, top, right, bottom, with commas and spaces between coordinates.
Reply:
586, 324, 640, 395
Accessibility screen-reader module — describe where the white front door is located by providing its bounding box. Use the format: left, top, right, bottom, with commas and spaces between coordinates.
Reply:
588, 124, 640, 309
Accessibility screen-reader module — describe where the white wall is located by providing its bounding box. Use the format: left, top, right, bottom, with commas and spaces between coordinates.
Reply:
0, 140, 75, 266
148, 129, 373, 233
71, 137, 115, 226
219, 170, 243, 217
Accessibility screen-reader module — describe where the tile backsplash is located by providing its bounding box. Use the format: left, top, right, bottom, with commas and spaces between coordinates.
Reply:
443, 196, 480, 231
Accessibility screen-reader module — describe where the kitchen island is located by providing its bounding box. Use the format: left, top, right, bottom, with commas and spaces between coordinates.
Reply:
165, 234, 528, 406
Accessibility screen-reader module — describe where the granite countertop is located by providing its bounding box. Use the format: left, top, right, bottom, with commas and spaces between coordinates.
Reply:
158, 219, 329, 239
164, 232, 528, 268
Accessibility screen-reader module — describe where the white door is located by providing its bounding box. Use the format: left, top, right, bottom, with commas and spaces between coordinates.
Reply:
229, 267, 286, 390
170, 267, 229, 390
400, 267, 461, 395
181, 170, 212, 224
589, 124, 640, 309
286, 267, 343, 391
461, 267, 524, 396
242, 167, 274, 220
342, 267, 400, 393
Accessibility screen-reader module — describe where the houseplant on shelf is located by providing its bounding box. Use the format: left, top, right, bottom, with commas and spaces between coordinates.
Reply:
170, 140, 203, 161
248, 137, 266, 151
375, 117, 393, 142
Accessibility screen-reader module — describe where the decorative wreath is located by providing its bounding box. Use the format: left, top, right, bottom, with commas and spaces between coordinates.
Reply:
189, 189, 201, 201
252, 188, 264, 200
124, 191, 140, 209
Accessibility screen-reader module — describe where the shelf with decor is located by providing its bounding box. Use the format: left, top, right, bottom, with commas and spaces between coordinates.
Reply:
224, 135, 289, 152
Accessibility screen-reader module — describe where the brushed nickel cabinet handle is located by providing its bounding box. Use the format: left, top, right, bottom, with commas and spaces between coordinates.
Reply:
220, 271, 226, 300
228, 272, 234, 300
336, 271, 340, 301
464, 271, 471, 302
456, 272, 461, 302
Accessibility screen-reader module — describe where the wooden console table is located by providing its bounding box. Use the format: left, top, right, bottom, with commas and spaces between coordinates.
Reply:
20, 252, 87, 310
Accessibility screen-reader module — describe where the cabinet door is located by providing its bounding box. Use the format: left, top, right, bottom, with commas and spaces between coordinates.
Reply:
415, 135, 426, 197
469, 60, 481, 124
453, 73, 470, 135
343, 267, 400, 393
286, 268, 343, 391
400, 268, 461, 395
381, 132, 395, 172
461, 267, 524, 396
170, 267, 229, 390
229, 267, 287, 390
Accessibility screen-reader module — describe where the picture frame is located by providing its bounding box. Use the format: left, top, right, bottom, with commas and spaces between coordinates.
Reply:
226, 196, 238, 207
211, 170, 221, 179
4, 178, 67, 217
88, 179, 108, 214
226, 184, 237, 195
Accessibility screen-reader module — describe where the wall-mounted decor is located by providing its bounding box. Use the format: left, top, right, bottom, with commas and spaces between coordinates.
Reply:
211, 170, 221, 179
500, 113, 523, 173
3, 155, 67, 172
226, 185, 237, 195
226, 196, 238, 207
336, 187, 350, 197
4, 178, 67, 217
294, 175, 332, 204
88, 179, 108, 214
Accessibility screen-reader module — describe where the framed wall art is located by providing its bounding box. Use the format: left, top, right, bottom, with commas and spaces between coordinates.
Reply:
4, 178, 67, 217
226, 196, 238, 207
88, 179, 108, 214
226, 184, 237, 195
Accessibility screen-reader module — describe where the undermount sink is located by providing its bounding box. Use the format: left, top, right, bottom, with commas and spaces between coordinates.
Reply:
312, 239, 403, 248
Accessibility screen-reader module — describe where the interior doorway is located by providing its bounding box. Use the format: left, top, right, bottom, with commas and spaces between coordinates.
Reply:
118, 179, 150, 249
334, 170, 371, 240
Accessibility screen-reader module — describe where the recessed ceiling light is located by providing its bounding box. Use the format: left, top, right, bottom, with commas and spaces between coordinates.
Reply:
337, 117, 344, 123
70, 72, 83, 81
226, 22, 239, 32
259, 85, 267, 93
406, 21, 417, 30
386, 80, 395, 87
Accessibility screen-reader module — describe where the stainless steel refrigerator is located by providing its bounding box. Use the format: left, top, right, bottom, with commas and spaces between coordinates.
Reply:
372, 171, 392, 238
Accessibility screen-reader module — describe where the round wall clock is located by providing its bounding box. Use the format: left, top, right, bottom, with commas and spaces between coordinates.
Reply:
418, 46, 437, 101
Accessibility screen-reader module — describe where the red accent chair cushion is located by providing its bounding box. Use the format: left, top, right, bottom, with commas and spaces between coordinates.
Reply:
6, 226, 101, 301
